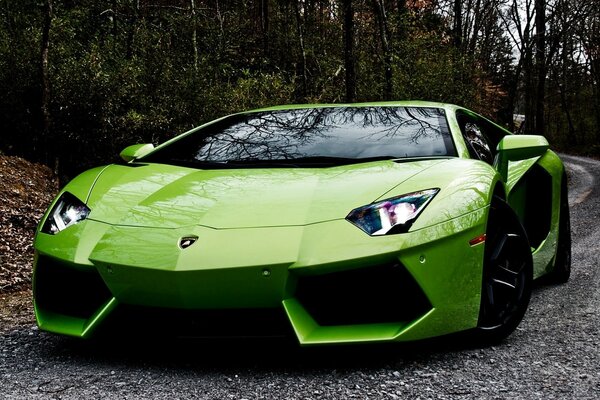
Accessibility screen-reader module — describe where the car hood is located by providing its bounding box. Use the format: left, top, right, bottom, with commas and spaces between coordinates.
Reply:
85, 159, 448, 229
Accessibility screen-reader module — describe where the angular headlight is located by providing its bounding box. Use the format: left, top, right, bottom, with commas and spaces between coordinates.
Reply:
41, 192, 91, 234
346, 189, 439, 236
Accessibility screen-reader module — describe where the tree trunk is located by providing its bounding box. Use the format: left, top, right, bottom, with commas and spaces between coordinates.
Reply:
126, 0, 140, 59
557, 83, 576, 144
535, 0, 546, 136
453, 0, 462, 49
506, 58, 524, 132
112, 0, 118, 37
41, 0, 53, 168
522, 17, 535, 135
590, 9, 600, 143
259, 0, 269, 56
293, 0, 308, 99
215, 0, 225, 54
372, 0, 393, 100
190, 0, 198, 71
342, 0, 356, 102
467, 0, 482, 54
559, 12, 576, 145
592, 57, 600, 143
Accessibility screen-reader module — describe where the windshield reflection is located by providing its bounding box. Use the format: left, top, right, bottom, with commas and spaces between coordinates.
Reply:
143, 107, 455, 167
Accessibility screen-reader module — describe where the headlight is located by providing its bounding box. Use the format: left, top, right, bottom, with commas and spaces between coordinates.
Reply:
346, 189, 439, 236
41, 192, 91, 234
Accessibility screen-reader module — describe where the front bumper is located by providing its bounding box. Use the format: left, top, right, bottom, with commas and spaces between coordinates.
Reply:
33, 207, 487, 345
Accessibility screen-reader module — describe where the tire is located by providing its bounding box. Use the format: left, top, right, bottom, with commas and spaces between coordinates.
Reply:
547, 173, 571, 283
475, 197, 533, 344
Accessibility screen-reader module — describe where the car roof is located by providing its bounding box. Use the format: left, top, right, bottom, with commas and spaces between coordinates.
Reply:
247, 101, 463, 114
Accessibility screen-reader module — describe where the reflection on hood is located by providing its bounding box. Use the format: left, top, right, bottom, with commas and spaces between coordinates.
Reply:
87, 159, 448, 228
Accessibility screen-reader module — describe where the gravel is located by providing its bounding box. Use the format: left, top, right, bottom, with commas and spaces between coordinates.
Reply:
0, 155, 598, 399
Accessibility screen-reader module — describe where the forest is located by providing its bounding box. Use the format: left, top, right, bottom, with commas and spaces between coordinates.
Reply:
0, 0, 598, 177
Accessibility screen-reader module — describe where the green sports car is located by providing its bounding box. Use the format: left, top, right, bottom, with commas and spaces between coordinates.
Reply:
33, 102, 571, 345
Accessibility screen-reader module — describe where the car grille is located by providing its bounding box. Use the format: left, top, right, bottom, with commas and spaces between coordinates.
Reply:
34, 255, 113, 319
294, 262, 432, 326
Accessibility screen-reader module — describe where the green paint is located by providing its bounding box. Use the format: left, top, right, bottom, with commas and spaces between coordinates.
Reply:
32, 102, 567, 344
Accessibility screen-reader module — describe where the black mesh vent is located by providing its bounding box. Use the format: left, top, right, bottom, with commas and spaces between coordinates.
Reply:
294, 263, 432, 326
34, 256, 113, 319
100, 305, 294, 339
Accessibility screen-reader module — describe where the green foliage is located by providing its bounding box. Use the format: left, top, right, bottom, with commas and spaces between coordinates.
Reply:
0, 1, 43, 155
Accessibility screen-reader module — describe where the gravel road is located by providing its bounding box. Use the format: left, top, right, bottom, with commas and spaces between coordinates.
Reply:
1, 155, 598, 399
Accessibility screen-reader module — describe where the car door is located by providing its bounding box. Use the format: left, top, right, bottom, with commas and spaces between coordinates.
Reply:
456, 110, 556, 276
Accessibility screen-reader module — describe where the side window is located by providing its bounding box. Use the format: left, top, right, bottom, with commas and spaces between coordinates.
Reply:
457, 114, 494, 164
464, 122, 493, 164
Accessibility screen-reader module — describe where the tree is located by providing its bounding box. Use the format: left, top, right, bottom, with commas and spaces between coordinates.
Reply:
293, 0, 308, 99
40, 0, 53, 169
342, 0, 356, 102
3, 0, 600, 178
453, 0, 462, 48
535, 0, 546, 135
372, 0, 393, 100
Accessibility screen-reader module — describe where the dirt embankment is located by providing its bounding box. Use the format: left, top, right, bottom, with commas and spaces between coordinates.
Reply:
0, 155, 58, 293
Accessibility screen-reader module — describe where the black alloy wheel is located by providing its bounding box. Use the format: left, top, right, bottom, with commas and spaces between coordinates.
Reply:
476, 197, 533, 344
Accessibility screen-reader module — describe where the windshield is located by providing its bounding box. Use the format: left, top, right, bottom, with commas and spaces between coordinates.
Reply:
141, 106, 455, 168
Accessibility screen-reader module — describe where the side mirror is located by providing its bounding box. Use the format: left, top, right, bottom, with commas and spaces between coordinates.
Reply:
494, 135, 549, 181
120, 143, 154, 162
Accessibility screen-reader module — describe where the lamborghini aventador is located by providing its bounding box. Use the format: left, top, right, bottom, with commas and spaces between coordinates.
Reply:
33, 102, 571, 345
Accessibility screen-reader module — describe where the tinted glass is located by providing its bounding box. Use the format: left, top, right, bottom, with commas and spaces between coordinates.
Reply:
142, 107, 455, 168
463, 122, 494, 164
